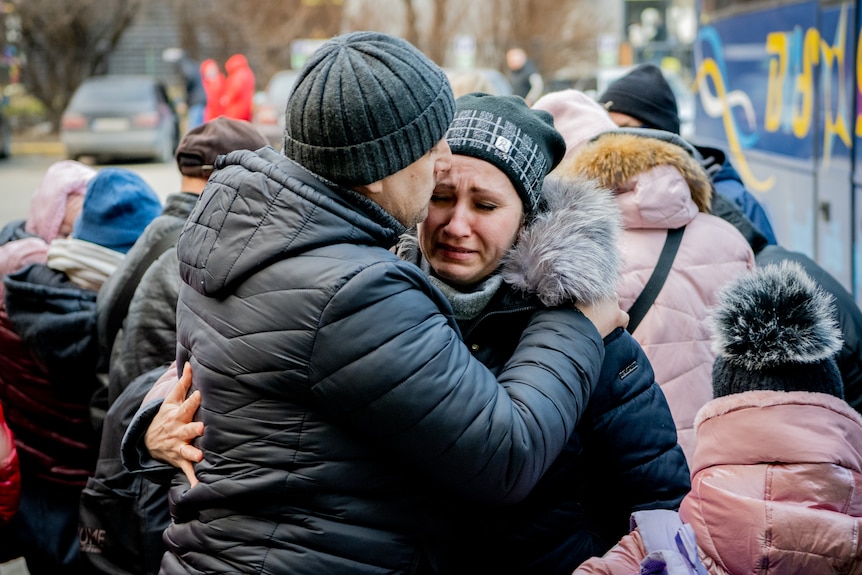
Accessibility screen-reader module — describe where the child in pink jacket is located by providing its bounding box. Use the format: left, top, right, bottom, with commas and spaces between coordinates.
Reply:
574, 261, 862, 575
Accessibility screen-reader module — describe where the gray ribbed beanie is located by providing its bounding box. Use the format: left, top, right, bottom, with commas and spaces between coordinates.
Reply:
283, 31, 455, 186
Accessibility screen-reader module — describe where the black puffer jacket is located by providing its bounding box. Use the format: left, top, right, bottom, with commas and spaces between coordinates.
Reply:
399, 176, 690, 575
97, 191, 198, 401
164, 147, 606, 574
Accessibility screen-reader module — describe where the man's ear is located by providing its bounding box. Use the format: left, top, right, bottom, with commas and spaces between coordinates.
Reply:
352, 180, 384, 198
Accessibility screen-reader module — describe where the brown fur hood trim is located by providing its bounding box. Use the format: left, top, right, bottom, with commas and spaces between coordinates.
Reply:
556, 132, 713, 213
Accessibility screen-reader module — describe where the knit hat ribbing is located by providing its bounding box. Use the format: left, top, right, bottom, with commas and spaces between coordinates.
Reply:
711, 261, 844, 399
283, 31, 455, 186
71, 168, 162, 254
175, 116, 269, 178
446, 93, 566, 217
598, 63, 681, 135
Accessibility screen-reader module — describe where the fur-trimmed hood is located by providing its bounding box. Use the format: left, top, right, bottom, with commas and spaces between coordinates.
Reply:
501, 176, 621, 307
557, 132, 713, 214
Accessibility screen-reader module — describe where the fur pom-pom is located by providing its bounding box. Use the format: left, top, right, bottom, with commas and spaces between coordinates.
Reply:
501, 176, 621, 306
711, 261, 842, 370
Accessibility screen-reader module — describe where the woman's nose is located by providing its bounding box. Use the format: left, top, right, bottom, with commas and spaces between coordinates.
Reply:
443, 205, 471, 237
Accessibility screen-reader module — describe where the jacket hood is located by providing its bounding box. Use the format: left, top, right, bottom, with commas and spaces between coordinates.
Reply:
558, 132, 713, 213
224, 54, 248, 73
502, 176, 621, 306
178, 147, 403, 298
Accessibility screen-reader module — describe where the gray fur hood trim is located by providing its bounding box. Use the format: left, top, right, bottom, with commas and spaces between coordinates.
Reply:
501, 176, 621, 306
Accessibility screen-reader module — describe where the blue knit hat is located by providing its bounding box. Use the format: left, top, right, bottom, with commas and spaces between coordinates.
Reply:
284, 31, 455, 186
71, 168, 162, 254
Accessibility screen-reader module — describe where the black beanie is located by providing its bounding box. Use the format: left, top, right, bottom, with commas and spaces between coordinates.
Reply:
598, 64, 681, 135
711, 261, 844, 399
283, 31, 455, 186
445, 93, 566, 217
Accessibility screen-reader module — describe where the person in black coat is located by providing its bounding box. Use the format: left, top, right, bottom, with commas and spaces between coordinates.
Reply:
120, 32, 627, 575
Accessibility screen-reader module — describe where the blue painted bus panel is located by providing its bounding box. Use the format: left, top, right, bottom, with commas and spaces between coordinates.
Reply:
694, 0, 859, 300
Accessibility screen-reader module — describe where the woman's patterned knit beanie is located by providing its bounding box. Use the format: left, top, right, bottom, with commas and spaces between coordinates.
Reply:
711, 261, 844, 399
446, 92, 566, 218
283, 31, 455, 186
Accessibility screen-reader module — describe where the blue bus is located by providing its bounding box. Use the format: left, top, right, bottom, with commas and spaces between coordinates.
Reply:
693, 0, 862, 303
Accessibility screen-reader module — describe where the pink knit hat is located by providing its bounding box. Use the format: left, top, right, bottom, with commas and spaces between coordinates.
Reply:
25, 160, 97, 243
532, 89, 617, 161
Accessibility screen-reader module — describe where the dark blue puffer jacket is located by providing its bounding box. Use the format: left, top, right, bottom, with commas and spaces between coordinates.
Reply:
398, 175, 690, 575
163, 147, 606, 575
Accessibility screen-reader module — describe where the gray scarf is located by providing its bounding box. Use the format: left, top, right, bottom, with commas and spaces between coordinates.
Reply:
397, 232, 501, 321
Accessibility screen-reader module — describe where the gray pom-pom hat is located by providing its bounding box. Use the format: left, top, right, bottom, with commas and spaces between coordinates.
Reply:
711, 261, 844, 399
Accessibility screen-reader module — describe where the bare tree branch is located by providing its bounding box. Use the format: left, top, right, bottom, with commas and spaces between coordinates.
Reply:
12, 0, 143, 129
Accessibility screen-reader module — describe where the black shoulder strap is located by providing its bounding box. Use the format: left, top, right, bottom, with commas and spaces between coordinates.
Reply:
626, 226, 685, 334
99, 231, 178, 368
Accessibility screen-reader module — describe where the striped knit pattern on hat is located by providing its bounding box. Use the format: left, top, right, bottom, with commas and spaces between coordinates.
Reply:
446, 93, 565, 216
283, 31, 455, 186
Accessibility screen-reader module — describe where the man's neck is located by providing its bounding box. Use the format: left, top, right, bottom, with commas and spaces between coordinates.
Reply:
180, 175, 208, 195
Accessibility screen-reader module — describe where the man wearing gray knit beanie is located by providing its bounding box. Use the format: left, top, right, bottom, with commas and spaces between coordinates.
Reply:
121, 31, 627, 574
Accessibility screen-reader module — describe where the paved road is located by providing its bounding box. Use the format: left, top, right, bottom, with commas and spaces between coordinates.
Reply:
0, 152, 181, 226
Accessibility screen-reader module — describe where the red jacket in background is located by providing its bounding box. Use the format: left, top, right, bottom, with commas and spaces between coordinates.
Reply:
220, 54, 255, 121
200, 59, 225, 122
0, 402, 21, 526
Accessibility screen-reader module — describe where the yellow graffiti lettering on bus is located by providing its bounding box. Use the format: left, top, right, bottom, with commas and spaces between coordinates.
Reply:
765, 31, 787, 132
820, 26, 852, 162
793, 28, 818, 138
857, 31, 862, 136
694, 58, 776, 192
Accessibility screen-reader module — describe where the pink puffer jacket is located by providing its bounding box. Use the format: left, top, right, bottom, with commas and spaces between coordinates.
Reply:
556, 133, 754, 463
575, 390, 862, 575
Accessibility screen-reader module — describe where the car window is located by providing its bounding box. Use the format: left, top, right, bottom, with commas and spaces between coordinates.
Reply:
70, 79, 156, 108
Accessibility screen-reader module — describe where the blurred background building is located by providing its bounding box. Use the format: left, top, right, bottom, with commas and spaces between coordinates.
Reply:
0, 0, 695, 135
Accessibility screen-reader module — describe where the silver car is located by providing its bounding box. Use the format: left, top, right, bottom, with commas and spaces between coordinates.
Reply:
61, 75, 179, 163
